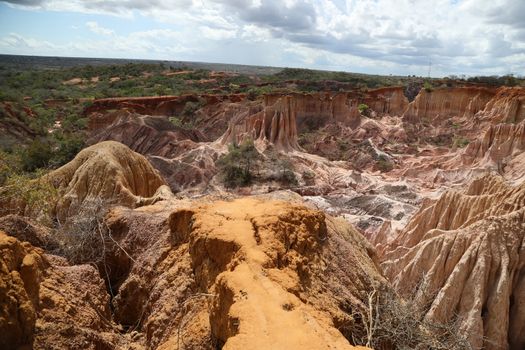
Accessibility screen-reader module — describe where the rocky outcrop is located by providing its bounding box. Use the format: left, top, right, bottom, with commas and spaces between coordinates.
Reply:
477, 87, 525, 124
0, 230, 46, 349
382, 174, 525, 350
460, 120, 525, 169
0, 230, 133, 350
219, 89, 409, 152
88, 112, 204, 158
403, 87, 496, 123
34, 255, 122, 349
46, 141, 168, 221
104, 197, 385, 349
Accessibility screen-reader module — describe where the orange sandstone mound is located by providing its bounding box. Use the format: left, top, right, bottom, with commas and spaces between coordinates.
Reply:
1, 195, 386, 349
105, 197, 384, 349
0, 230, 137, 350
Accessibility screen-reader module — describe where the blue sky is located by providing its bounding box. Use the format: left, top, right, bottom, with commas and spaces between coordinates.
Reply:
1, 0, 524, 77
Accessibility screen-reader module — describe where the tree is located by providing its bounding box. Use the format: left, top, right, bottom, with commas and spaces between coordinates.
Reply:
217, 139, 261, 188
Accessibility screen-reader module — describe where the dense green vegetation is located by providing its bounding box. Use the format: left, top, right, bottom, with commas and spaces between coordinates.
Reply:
358, 103, 369, 113
0, 63, 249, 103
266, 67, 411, 89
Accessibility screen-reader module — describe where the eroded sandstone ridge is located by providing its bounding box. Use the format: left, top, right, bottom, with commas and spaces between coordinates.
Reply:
110, 197, 385, 349
382, 174, 525, 350
1, 191, 388, 349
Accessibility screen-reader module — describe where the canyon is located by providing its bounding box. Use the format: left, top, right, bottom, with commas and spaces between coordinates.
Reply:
1, 82, 525, 350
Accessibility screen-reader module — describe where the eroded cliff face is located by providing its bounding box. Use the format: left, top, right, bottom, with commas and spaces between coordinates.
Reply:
86, 88, 408, 155
364, 87, 409, 117
459, 120, 525, 171
402, 87, 496, 123
220, 89, 408, 152
219, 95, 303, 151
477, 87, 525, 124
382, 174, 525, 350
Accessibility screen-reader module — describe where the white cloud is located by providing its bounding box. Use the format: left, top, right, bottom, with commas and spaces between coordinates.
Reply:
0, 28, 193, 60
240, 24, 271, 42
85, 21, 114, 36
199, 26, 237, 40
0, 33, 58, 52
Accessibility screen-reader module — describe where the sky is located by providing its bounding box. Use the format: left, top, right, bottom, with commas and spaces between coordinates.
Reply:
0, 0, 524, 77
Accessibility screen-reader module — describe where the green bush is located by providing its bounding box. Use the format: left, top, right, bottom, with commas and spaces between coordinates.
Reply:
453, 136, 469, 148
51, 133, 85, 167
358, 103, 370, 114
376, 155, 394, 173
21, 139, 53, 172
423, 81, 433, 92
217, 139, 261, 188
169, 116, 183, 127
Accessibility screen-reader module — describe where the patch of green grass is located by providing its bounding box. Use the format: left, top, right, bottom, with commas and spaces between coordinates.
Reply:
453, 136, 470, 148
376, 155, 394, 172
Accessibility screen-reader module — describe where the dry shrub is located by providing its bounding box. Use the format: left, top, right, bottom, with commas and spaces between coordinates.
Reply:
52, 198, 132, 298
0, 170, 58, 225
54, 198, 113, 265
351, 284, 472, 350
